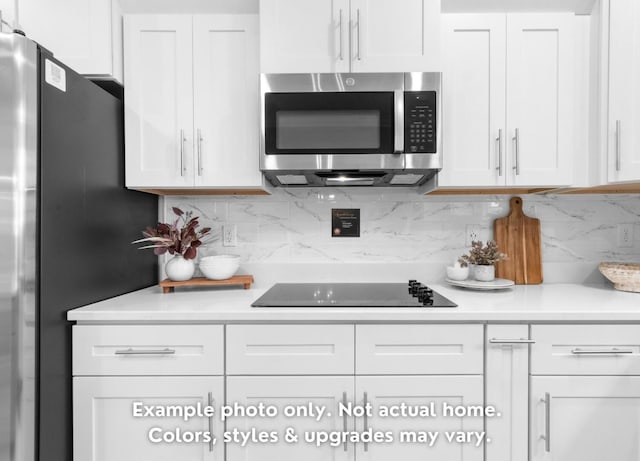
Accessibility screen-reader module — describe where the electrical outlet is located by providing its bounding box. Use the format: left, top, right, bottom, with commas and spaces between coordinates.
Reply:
465, 224, 481, 246
618, 223, 634, 248
222, 224, 237, 247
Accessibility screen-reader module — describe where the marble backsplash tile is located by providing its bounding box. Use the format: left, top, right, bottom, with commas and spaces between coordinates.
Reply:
164, 190, 640, 282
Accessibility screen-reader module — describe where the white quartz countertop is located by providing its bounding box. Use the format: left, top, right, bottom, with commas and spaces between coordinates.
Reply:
67, 282, 640, 323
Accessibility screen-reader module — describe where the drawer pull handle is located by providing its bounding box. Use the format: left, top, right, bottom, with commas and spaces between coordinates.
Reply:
342, 392, 348, 452
208, 392, 215, 452
114, 348, 176, 355
540, 392, 551, 452
570, 348, 634, 355
363, 392, 368, 452
616, 120, 622, 171
489, 338, 535, 344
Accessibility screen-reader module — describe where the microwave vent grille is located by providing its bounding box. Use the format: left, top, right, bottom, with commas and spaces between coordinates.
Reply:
276, 174, 309, 185
389, 174, 425, 185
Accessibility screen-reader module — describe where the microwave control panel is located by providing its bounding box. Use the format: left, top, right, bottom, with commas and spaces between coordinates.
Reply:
404, 91, 436, 153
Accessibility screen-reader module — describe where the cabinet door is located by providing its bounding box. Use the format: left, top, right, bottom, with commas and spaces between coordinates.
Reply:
260, 0, 349, 73
608, 0, 640, 182
356, 376, 484, 461
124, 15, 194, 188
74, 376, 222, 461
193, 15, 262, 188
530, 376, 640, 461
506, 13, 574, 186
439, 14, 506, 187
17, 0, 116, 77
226, 376, 353, 461
486, 325, 529, 461
350, 0, 440, 72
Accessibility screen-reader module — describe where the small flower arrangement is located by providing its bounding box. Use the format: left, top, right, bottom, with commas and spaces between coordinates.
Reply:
133, 207, 212, 260
458, 240, 507, 267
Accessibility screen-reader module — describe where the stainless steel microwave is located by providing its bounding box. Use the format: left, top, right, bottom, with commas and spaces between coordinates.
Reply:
260, 72, 442, 188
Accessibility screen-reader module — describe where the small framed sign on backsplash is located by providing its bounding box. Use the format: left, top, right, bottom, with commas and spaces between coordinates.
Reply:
332, 209, 360, 237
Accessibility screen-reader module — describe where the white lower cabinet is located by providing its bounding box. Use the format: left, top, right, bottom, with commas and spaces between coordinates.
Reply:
529, 324, 640, 461
485, 325, 530, 461
530, 376, 640, 461
356, 376, 483, 461
225, 324, 484, 461
73, 376, 223, 461
226, 376, 354, 461
225, 375, 483, 461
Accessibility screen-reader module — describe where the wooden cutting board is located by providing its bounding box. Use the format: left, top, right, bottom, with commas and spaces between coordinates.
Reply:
493, 196, 543, 284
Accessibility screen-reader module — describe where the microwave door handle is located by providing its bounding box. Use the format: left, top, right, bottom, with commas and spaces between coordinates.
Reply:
394, 90, 404, 153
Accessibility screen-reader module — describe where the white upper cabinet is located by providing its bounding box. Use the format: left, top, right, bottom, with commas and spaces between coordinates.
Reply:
124, 15, 194, 188
259, 0, 441, 73
607, 0, 640, 182
6, 0, 122, 80
192, 16, 262, 188
260, 0, 349, 73
349, 0, 441, 72
124, 14, 265, 191
439, 14, 506, 186
440, 13, 574, 188
506, 14, 574, 186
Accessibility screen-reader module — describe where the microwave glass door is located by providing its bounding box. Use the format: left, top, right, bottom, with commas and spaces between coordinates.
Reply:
265, 92, 394, 154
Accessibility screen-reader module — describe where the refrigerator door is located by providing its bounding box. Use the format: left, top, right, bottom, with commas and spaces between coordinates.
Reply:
0, 32, 39, 461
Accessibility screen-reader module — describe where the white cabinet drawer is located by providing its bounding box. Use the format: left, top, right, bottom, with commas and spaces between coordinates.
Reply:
531, 325, 640, 375
73, 325, 223, 376
356, 325, 483, 375
226, 325, 354, 375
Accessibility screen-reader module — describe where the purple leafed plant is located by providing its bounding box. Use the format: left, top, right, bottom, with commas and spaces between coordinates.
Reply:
458, 240, 507, 267
133, 207, 212, 260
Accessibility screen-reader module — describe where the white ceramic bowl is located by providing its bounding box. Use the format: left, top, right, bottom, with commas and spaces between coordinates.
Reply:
199, 255, 240, 280
446, 265, 469, 281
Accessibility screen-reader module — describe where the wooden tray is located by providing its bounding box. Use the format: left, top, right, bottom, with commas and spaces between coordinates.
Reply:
160, 275, 254, 293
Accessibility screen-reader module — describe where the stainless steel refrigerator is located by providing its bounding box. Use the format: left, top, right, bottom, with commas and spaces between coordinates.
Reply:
0, 32, 158, 461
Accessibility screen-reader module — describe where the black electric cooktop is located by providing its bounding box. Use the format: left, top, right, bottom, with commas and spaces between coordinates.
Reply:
251, 281, 457, 308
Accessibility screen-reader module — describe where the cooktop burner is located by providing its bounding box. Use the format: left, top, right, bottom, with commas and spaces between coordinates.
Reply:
251, 281, 457, 308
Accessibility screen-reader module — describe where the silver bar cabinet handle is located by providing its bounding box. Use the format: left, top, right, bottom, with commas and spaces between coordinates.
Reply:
571, 347, 634, 355
363, 392, 368, 452
342, 392, 348, 452
356, 9, 361, 61
489, 338, 535, 344
179, 129, 186, 176
115, 348, 176, 355
541, 393, 550, 452
616, 120, 621, 171
208, 392, 214, 452
338, 9, 344, 61
197, 128, 203, 176
513, 128, 520, 175
496, 129, 503, 176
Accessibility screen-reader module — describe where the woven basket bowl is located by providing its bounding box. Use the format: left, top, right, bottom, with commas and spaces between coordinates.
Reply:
599, 262, 640, 293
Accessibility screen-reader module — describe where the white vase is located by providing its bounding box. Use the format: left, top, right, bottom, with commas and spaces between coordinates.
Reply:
165, 255, 195, 281
474, 264, 495, 282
